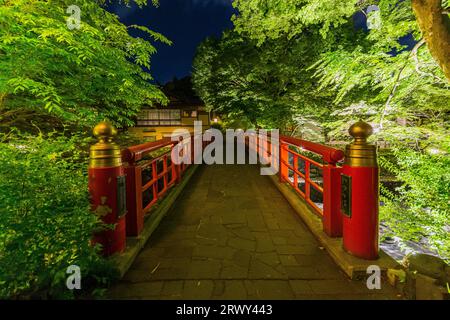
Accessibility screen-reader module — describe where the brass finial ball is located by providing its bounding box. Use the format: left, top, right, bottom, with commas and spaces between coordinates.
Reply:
349, 120, 373, 141
93, 121, 117, 141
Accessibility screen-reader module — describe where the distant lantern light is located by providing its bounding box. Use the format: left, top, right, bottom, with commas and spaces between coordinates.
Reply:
213, 118, 218, 123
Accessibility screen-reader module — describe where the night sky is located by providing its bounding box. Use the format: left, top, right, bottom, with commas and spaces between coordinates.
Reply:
106, 2, 414, 84
107, 0, 235, 84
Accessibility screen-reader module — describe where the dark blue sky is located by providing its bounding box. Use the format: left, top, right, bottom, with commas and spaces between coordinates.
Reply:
108, 0, 235, 84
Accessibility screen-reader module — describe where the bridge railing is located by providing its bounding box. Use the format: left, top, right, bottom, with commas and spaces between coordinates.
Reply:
280, 136, 345, 237
90, 121, 379, 260
248, 133, 345, 237
121, 134, 204, 236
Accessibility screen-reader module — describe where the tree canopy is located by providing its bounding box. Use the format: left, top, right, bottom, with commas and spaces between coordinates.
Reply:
232, 0, 450, 81
0, 0, 170, 130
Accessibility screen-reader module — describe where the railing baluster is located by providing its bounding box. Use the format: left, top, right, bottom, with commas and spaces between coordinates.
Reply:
305, 161, 311, 201
274, 135, 345, 236
293, 154, 298, 191
280, 142, 289, 183
120, 134, 205, 238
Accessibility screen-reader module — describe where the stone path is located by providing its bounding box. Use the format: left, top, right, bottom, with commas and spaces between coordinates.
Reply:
109, 163, 400, 300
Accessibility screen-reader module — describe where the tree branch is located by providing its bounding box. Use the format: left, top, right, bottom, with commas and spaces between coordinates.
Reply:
379, 46, 416, 129
411, 38, 447, 83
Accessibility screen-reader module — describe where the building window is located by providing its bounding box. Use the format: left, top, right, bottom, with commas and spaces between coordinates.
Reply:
159, 109, 181, 125
182, 110, 198, 118
137, 109, 181, 126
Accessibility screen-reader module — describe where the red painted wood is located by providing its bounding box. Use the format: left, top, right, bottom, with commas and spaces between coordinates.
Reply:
280, 135, 344, 165
88, 166, 126, 256
342, 165, 379, 260
322, 165, 343, 237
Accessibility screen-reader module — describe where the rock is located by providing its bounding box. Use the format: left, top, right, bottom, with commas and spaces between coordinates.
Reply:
403, 253, 446, 279
415, 274, 447, 300
403, 270, 417, 300
445, 265, 450, 283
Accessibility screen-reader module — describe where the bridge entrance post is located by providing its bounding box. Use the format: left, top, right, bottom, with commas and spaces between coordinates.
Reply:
88, 122, 127, 256
342, 121, 379, 260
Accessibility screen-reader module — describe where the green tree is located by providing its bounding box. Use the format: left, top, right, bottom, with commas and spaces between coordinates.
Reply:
193, 29, 340, 133
0, 0, 171, 298
0, 0, 170, 130
232, 0, 450, 82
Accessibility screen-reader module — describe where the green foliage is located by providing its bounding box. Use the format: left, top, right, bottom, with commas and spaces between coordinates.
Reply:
192, 29, 337, 132
0, 0, 170, 129
379, 148, 450, 259
0, 132, 118, 299
232, 0, 358, 42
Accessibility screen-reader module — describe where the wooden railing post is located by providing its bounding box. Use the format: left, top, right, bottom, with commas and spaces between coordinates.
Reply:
124, 164, 143, 237
322, 164, 343, 237
279, 142, 289, 183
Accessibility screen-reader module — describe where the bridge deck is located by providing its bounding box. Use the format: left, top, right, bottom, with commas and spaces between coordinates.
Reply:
109, 163, 398, 300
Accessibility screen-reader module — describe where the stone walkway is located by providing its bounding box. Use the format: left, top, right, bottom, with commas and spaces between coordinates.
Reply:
109, 163, 400, 300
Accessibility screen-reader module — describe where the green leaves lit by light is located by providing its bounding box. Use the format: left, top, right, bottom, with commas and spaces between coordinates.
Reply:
0, 0, 169, 129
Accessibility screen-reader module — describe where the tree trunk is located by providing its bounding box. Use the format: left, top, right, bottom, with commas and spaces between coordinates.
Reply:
412, 0, 450, 82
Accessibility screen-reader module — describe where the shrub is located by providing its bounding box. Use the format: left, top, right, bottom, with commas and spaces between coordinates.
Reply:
0, 131, 118, 299
380, 147, 450, 261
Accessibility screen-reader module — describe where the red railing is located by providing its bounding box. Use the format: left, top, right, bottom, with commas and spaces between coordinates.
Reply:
122, 135, 204, 236
249, 133, 345, 237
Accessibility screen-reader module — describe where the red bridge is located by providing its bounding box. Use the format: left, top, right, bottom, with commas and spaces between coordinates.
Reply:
88, 121, 400, 300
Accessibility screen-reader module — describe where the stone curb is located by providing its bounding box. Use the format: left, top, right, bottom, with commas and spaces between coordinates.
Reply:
267, 174, 400, 281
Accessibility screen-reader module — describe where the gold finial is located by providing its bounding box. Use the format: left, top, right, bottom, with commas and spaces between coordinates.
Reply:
89, 121, 121, 168
344, 120, 377, 167
349, 120, 373, 144
93, 121, 118, 143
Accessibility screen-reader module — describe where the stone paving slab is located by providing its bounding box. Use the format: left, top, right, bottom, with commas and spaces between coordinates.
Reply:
109, 163, 401, 300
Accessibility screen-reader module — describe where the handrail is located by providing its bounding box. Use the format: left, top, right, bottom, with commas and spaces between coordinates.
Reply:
122, 133, 204, 163
122, 138, 174, 163
279, 135, 343, 237
246, 131, 344, 237
122, 133, 208, 236
280, 135, 344, 165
